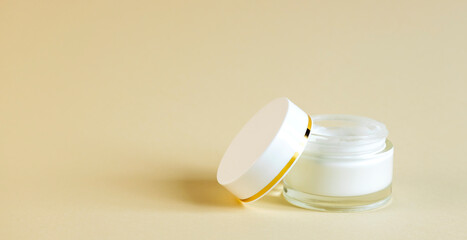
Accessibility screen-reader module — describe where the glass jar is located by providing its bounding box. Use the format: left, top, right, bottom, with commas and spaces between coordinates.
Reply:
283, 114, 394, 212
217, 98, 394, 212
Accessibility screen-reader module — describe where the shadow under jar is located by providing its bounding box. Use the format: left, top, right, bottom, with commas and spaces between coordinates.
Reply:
283, 115, 394, 212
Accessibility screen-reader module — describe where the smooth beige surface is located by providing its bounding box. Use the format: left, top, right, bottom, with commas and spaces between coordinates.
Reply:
1, 1, 466, 239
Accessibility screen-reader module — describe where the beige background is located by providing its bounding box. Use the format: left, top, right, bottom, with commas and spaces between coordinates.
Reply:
1, 1, 466, 239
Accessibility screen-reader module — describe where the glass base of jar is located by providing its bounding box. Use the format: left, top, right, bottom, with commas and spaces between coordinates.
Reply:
283, 184, 392, 212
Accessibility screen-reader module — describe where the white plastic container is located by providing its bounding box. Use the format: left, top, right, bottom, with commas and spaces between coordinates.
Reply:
216, 98, 393, 212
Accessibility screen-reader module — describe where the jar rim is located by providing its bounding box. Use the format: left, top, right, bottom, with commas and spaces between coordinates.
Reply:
309, 114, 388, 142
305, 114, 389, 155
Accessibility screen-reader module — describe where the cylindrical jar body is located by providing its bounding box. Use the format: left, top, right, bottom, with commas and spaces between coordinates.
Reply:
283, 115, 394, 212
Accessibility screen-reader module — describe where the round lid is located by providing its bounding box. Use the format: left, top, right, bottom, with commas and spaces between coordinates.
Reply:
217, 97, 311, 203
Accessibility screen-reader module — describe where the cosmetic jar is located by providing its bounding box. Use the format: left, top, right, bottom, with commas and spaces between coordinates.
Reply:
216, 97, 393, 212
283, 114, 393, 211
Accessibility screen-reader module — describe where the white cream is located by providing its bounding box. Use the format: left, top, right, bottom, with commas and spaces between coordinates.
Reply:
283, 114, 394, 211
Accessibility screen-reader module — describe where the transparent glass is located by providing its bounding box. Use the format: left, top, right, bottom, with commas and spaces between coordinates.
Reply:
283, 115, 394, 212
284, 184, 392, 212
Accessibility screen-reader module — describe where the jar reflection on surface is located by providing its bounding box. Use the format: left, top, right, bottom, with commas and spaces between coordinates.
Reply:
283, 115, 394, 212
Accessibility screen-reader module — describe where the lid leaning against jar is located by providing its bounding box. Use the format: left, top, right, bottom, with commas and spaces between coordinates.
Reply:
217, 97, 311, 203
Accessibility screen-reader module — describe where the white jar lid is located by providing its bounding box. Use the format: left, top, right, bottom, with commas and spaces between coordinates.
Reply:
217, 97, 311, 202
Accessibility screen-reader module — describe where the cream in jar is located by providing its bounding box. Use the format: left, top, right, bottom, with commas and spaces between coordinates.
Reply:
283, 115, 393, 212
